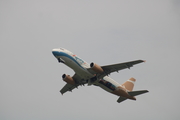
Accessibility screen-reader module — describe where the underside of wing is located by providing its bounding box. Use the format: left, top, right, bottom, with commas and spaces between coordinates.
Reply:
87, 60, 145, 79
101, 60, 145, 76
60, 83, 77, 94
60, 74, 87, 95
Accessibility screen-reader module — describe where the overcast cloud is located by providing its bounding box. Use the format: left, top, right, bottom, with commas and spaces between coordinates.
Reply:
0, 0, 180, 120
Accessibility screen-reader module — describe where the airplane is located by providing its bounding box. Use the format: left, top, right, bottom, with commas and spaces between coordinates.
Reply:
52, 48, 148, 103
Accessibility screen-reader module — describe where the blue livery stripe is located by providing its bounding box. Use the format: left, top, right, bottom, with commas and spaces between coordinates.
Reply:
54, 51, 85, 69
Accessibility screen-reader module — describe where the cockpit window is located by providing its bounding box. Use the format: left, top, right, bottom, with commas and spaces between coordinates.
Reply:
60, 48, 64, 50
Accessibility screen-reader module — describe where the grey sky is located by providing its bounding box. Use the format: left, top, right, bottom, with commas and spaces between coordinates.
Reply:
1, 0, 180, 120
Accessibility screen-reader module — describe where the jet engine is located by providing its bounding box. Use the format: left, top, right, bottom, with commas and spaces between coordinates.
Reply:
90, 62, 104, 73
62, 74, 75, 85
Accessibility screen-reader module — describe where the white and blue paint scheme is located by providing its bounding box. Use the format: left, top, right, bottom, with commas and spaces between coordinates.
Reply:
52, 48, 148, 103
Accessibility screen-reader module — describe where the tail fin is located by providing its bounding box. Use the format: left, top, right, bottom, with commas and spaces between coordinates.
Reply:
122, 78, 136, 91
128, 90, 149, 96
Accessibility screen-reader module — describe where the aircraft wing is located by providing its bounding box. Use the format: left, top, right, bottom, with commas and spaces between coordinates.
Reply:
87, 60, 145, 78
101, 60, 145, 73
101, 60, 145, 76
60, 83, 78, 95
60, 74, 87, 95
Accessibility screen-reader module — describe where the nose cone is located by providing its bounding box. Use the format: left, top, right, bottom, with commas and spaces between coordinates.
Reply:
52, 49, 60, 57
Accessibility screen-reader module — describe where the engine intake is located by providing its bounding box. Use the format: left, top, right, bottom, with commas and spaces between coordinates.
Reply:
62, 74, 75, 85
90, 62, 104, 73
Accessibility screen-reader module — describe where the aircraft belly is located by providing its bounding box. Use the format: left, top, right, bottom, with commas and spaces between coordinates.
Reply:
95, 76, 120, 93
96, 82, 126, 97
97, 83, 113, 93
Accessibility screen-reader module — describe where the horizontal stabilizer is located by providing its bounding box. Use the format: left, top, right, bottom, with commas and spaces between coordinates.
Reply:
128, 90, 149, 96
117, 97, 127, 103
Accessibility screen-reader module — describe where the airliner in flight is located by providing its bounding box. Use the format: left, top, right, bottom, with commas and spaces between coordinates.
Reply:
52, 48, 148, 103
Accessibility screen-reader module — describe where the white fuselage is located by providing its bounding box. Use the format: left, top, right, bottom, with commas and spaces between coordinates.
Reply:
52, 48, 149, 102
52, 48, 121, 93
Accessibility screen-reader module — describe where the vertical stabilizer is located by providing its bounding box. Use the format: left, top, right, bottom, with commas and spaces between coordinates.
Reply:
122, 78, 136, 91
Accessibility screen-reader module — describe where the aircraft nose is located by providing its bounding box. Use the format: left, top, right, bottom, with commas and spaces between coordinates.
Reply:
52, 49, 60, 56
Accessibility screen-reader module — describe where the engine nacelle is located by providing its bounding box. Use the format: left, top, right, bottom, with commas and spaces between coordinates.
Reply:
90, 62, 104, 73
62, 74, 75, 85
